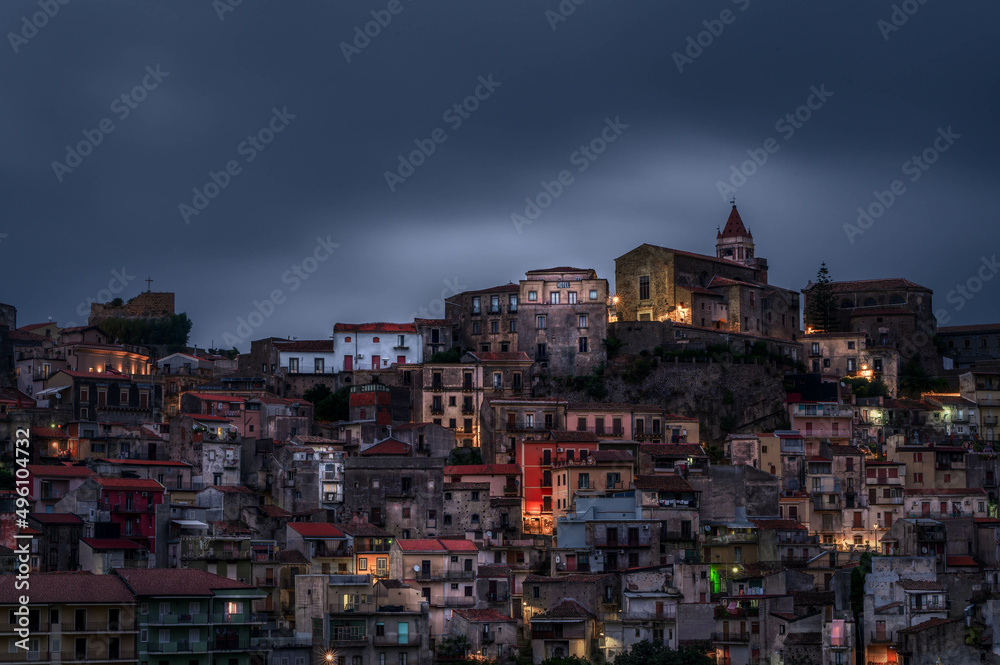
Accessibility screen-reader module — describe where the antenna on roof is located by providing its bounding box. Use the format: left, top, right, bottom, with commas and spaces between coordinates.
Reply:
730, 197, 736, 206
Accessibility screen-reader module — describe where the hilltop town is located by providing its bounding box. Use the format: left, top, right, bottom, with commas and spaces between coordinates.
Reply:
2, 205, 1000, 665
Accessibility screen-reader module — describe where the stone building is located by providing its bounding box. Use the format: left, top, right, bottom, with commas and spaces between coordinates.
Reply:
802, 277, 939, 369
802, 331, 901, 396
451, 608, 518, 663
481, 396, 568, 465
938, 323, 1000, 369
516, 267, 609, 377
615, 205, 800, 340
445, 283, 521, 354
443, 481, 491, 540
342, 456, 445, 538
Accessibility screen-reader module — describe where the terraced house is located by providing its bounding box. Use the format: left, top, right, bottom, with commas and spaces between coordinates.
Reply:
115, 567, 266, 665
0, 572, 138, 665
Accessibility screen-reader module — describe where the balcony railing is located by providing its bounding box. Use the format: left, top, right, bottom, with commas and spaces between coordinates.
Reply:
146, 612, 209, 625
714, 606, 759, 619
503, 420, 559, 432
416, 570, 475, 581
372, 634, 421, 646
711, 632, 750, 643
146, 640, 209, 653
61, 620, 136, 632
594, 533, 652, 548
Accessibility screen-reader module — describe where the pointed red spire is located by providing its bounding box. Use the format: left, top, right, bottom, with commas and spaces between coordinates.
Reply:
721, 204, 751, 238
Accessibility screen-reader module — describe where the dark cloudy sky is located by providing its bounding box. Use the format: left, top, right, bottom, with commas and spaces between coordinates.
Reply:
2, 0, 998, 349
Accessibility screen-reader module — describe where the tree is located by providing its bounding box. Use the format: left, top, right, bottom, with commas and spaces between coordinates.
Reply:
446, 447, 483, 466
208, 347, 239, 360
603, 336, 626, 359
303, 383, 350, 421
806, 262, 838, 333
899, 354, 946, 398
611, 640, 715, 665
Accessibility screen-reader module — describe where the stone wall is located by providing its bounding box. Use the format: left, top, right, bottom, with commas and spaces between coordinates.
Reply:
89, 291, 175, 324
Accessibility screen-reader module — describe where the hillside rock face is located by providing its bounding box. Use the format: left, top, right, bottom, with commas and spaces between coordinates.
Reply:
540, 358, 789, 444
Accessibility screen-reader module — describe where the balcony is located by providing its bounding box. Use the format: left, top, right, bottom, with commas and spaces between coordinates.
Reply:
661, 530, 696, 542
209, 613, 264, 625
704, 532, 758, 545
594, 533, 653, 548
372, 634, 421, 646
62, 620, 137, 632
439, 596, 476, 607
504, 420, 559, 432
711, 632, 750, 643
146, 640, 209, 654
416, 570, 475, 582
910, 601, 949, 613
212, 635, 256, 651
573, 426, 625, 439
62, 648, 138, 662
714, 606, 759, 619
146, 612, 209, 625
487, 592, 509, 602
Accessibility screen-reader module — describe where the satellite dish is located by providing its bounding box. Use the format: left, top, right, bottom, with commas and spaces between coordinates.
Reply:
485, 531, 492, 539
413, 564, 421, 572
921, 546, 928, 554
705, 525, 712, 533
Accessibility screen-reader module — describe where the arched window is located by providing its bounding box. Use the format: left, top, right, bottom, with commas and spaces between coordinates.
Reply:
862, 297, 877, 307
840, 299, 854, 309
373, 337, 380, 343
345, 336, 351, 342
888, 295, 905, 305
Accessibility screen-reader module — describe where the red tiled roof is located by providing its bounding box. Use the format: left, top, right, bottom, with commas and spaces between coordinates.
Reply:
467, 351, 532, 362
81, 538, 144, 550
413, 318, 453, 326
30, 513, 83, 525
259, 505, 292, 518
640, 444, 706, 457
116, 567, 258, 596
444, 464, 521, 476
536, 599, 594, 619
288, 522, 346, 538
947, 556, 979, 567
397, 538, 478, 553
18, 322, 53, 332
8, 329, 49, 342
453, 608, 516, 623
974, 517, 1000, 525
897, 617, 960, 634
591, 450, 634, 463
939, 323, 1000, 334
807, 455, 831, 462
0, 572, 134, 604
825, 278, 929, 293
922, 394, 976, 407
632, 474, 696, 493
360, 439, 411, 456
334, 322, 417, 333
94, 477, 164, 491
27, 464, 93, 478
186, 393, 245, 403
720, 204, 750, 238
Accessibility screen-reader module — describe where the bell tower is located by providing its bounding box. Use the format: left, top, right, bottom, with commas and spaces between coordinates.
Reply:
716, 202, 754, 266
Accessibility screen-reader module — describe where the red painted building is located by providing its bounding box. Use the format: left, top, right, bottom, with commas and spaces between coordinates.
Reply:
519, 431, 598, 534
94, 477, 165, 553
